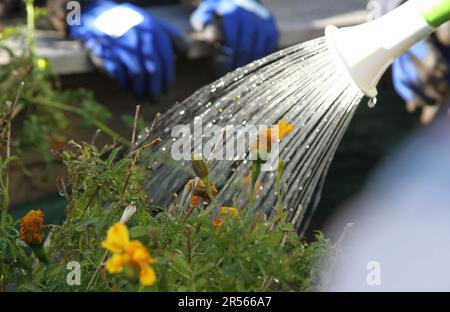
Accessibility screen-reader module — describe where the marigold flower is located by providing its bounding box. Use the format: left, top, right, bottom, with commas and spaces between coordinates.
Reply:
105, 253, 125, 274
103, 224, 157, 286
20, 209, 45, 246
139, 263, 157, 286
191, 195, 201, 205
191, 179, 218, 205
101, 223, 130, 254
252, 119, 294, 151
212, 207, 239, 228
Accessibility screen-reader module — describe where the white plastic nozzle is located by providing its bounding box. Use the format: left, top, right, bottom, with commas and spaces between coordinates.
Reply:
325, 0, 434, 97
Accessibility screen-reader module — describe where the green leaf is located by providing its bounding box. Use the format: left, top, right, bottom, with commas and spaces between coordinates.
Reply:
129, 225, 149, 239
74, 217, 98, 232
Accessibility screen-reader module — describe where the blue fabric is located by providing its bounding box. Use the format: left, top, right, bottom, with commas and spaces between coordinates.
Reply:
69, 0, 180, 99
191, 0, 278, 70
392, 41, 450, 102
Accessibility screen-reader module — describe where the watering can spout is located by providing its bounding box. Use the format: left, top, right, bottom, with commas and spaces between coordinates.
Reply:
325, 0, 450, 98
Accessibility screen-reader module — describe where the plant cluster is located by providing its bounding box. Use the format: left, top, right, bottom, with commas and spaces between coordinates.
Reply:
0, 1, 336, 292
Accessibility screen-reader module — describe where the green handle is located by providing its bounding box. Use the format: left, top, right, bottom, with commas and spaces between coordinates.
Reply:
417, 0, 450, 28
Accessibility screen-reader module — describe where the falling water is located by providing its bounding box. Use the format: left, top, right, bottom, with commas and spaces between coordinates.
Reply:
136, 37, 366, 234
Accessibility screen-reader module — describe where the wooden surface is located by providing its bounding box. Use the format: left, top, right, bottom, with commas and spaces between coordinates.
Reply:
1, 1, 369, 74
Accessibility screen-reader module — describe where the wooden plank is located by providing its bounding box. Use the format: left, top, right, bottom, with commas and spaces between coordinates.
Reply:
1, 1, 369, 75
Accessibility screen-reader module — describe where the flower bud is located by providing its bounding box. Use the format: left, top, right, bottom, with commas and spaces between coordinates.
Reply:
20, 209, 49, 264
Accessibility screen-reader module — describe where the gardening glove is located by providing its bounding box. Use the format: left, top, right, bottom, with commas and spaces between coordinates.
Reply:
392, 37, 450, 124
190, 0, 278, 70
68, 0, 181, 99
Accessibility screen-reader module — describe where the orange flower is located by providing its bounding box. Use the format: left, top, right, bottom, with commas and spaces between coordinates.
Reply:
191, 179, 218, 205
252, 119, 294, 151
212, 207, 239, 228
20, 209, 45, 246
191, 195, 201, 206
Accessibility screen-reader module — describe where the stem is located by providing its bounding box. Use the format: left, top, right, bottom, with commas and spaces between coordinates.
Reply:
248, 160, 261, 208
1, 122, 11, 231
131, 105, 140, 146
79, 184, 101, 218
275, 160, 284, 213
1, 83, 23, 232
25, 0, 36, 55
87, 250, 109, 290
186, 227, 192, 263
119, 151, 139, 207
0, 163, 9, 233
204, 176, 219, 220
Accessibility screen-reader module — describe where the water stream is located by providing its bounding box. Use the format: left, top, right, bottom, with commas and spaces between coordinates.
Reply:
136, 37, 366, 233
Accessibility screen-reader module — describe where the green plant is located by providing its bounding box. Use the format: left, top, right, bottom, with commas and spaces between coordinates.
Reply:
0, 1, 337, 292
0, 121, 335, 291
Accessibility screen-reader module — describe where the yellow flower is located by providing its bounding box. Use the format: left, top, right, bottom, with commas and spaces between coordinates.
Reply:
252, 119, 294, 151
125, 241, 156, 266
101, 223, 130, 254
213, 207, 239, 229
103, 224, 157, 286
139, 263, 157, 286
20, 209, 45, 246
105, 253, 125, 273
125, 241, 157, 286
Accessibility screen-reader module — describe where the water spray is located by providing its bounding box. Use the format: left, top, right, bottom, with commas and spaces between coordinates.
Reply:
140, 0, 450, 233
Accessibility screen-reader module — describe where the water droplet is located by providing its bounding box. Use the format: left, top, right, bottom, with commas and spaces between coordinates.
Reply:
368, 97, 377, 108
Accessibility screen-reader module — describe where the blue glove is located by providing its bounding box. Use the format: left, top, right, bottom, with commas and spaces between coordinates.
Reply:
190, 0, 278, 70
69, 0, 180, 99
392, 39, 450, 107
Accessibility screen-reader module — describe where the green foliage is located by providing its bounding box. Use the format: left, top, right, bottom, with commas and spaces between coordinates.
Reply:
0, 137, 335, 291
0, 1, 335, 292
